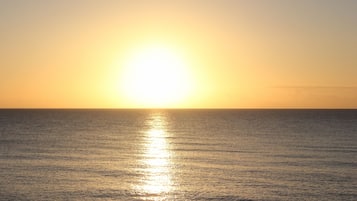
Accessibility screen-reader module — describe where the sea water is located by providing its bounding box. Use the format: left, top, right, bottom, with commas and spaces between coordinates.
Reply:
0, 109, 356, 201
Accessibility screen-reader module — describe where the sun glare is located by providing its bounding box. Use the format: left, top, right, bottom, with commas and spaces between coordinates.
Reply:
121, 44, 193, 108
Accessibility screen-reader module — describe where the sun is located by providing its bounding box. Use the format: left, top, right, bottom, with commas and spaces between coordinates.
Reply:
120, 44, 193, 108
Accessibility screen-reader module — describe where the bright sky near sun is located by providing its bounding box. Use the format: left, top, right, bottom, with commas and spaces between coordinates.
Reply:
0, 0, 356, 108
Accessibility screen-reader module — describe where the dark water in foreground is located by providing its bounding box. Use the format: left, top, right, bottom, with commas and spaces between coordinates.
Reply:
0, 109, 356, 201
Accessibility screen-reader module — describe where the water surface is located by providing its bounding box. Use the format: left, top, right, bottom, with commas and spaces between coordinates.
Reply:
0, 109, 356, 200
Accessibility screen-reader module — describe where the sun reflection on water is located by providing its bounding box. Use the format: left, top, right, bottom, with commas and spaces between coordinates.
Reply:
138, 112, 172, 198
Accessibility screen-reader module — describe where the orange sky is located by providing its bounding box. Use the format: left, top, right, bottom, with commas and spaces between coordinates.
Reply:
1, 0, 356, 108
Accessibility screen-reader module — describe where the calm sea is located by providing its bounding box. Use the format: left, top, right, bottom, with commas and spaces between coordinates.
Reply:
0, 109, 356, 201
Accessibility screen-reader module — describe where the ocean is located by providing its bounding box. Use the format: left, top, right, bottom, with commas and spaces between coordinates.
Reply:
0, 109, 356, 201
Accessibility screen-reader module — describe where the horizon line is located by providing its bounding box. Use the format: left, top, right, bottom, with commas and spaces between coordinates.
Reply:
1, 107, 357, 110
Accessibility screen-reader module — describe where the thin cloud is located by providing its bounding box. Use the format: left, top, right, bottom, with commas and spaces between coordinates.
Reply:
271, 86, 357, 90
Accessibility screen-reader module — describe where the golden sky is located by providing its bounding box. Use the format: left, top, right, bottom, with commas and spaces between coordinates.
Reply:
1, 0, 356, 108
